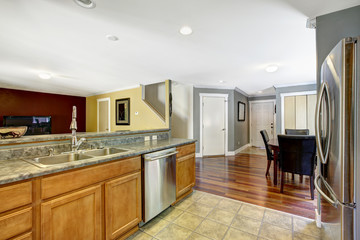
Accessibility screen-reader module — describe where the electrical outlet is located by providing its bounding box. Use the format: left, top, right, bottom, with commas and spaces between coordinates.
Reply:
152, 135, 158, 140
144, 136, 150, 141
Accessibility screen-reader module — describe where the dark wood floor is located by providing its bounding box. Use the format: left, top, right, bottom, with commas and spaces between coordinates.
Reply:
194, 150, 317, 219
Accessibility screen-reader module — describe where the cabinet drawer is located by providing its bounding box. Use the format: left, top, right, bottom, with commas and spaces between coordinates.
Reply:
176, 143, 195, 158
42, 156, 141, 199
0, 207, 32, 240
0, 181, 32, 213
11, 232, 32, 240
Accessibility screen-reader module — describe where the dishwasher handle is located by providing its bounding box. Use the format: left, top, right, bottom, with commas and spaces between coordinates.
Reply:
144, 151, 178, 161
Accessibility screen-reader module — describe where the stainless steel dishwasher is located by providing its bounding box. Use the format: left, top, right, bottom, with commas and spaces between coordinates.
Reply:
142, 147, 177, 224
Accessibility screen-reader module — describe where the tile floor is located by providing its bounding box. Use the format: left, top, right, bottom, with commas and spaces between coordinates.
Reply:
127, 190, 335, 240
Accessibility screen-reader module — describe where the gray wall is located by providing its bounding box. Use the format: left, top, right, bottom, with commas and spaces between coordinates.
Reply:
316, 6, 360, 88
193, 88, 249, 153
234, 90, 250, 150
248, 95, 276, 101
275, 84, 317, 134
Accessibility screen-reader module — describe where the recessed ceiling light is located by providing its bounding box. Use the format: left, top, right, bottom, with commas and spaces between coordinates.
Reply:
265, 65, 279, 73
106, 35, 119, 41
179, 26, 193, 35
219, 80, 224, 83
38, 72, 52, 80
258, 90, 263, 93
74, 0, 96, 9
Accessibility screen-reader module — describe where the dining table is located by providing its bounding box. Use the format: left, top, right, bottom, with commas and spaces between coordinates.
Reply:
267, 138, 279, 185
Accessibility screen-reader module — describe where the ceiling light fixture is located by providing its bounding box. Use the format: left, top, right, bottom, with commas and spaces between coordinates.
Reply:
258, 90, 263, 93
38, 72, 52, 80
106, 35, 119, 41
179, 26, 193, 35
74, 0, 96, 9
265, 65, 279, 73
219, 80, 224, 83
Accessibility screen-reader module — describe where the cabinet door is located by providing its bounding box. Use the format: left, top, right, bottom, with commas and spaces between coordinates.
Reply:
176, 153, 196, 198
105, 172, 141, 240
41, 185, 101, 240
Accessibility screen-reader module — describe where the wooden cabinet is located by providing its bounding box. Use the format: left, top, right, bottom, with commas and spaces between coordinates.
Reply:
0, 181, 32, 240
0, 207, 32, 240
176, 143, 196, 201
105, 172, 141, 240
41, 185, 102, 240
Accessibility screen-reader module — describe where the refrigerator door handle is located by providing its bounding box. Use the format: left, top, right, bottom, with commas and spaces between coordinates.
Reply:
315, 174, 357, 209
315, 82, 332, 164
315, 174, 338, 207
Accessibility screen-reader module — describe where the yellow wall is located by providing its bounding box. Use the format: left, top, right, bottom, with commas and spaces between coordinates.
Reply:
86, 81, 170, 132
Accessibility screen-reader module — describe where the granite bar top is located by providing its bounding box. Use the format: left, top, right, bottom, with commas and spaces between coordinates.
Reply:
0, 138, 195, 185
0, 128, 170, 146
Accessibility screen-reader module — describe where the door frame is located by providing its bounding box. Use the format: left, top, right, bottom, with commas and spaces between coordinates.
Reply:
280, 90, 316, 133
249, 100, 276, 147
97, 97, 111, 132
199, 93, 229, 157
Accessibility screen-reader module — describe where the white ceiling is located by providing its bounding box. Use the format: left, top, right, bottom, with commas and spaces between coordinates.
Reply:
0, 0, 359, 97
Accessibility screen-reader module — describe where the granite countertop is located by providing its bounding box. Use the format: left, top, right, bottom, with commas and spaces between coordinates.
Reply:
0, 138, 195, 185
0, 128, 170, 145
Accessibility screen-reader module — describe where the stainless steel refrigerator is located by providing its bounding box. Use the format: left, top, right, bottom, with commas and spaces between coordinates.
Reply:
314, 37, 359, 240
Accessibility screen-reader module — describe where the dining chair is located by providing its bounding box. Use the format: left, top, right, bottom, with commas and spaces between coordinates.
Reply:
284, 129, 310, 182
285, 129, 309, 135
277, 135, 316, 199
260, 130, 274, 177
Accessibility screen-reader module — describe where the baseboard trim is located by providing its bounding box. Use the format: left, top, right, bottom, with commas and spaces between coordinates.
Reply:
196, 143, 251, 157
234, 143, 251, 155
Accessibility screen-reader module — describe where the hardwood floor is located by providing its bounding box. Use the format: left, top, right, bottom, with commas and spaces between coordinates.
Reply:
194, 148, 317, 219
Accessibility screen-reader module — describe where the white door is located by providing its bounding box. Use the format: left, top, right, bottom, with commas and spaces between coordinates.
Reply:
202, 96, 225, 156
98, 99, 110, 132
251, 102, 274, 147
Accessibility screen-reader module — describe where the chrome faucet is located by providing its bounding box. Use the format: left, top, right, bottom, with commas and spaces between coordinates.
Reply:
70, 106, 86, 152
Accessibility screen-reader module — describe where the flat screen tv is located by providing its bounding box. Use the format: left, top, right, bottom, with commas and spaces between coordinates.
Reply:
3, 116, 52, 135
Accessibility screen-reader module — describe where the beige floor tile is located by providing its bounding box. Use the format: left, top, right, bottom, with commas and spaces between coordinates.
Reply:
158, 207, 183, 222
195, 219, 228, 240
263, 209, 292, 229
187, 233, 212, 240
187, 190, 205, 201
186, 202, 214, 217
174, 198, 194, 210
258, 223, 292, 240
155, 223, 192, 240
293, 217, 321, 238
223, 227, 257, 240
206, 208, 235, 225
294, 232, 320, 240
173, 212, 204, 230
216, 198, 242, 213
141, 217, 170, 236
126, 231, 153, 240
231, 214, 262, 235
197, 195, 222, 207
238, 203, 265, 220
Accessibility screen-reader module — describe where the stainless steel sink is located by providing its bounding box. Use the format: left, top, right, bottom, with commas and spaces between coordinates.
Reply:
82, 148, 129, 157
24, 153, 93, 168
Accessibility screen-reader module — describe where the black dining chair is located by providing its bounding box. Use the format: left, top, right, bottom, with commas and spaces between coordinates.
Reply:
285, 129, 309, 135
260, 130, 274, 177
285, 129, 310, 182
278, 135, 317, 199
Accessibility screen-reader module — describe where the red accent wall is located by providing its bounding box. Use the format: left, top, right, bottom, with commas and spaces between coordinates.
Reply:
0, 88, 86, 134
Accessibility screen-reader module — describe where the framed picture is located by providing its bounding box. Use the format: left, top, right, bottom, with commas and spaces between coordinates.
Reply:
238, 101, 245, 121
115, 98, 130, 125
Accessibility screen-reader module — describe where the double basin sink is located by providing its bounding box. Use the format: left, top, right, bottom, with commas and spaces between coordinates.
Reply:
24, 148, 129, 168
